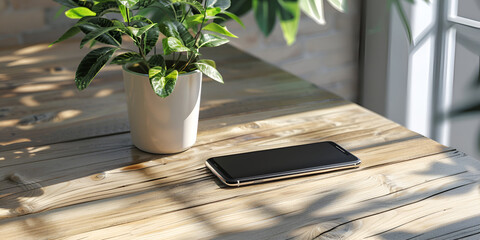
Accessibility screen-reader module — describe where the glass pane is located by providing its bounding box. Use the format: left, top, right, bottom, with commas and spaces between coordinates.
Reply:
449, 27, 480, 159
457, 0, 480, 22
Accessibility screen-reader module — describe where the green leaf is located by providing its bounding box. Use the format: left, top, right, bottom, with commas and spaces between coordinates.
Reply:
80, 26, 120, 48
199, 59, 216, 68
299, 0, 325, 25
198, 34, 229, 48
170, 0, 205, 13
118, 4, 130, 22
194, 59, 223, 83
76, 18, 123, 47
133, 0, 157, 9
137, 23, 157, 36
128, 23, 157, 36
49, 26, 81, 47
65, 7, 97, 19
277, 0, 300, 45
75, 47, 118, 90
162, 37, 190, 55
148, 54, 165, 68
159, 20, 195, 47
149, 69, 179, 98
206, 0, 231, 10
221, 11, 245, 28
203, 22, 238, 38
149, 66, 165, 78
110, 52, 143, 65
186, 14, 205, 28
253, 0, 276, 36
92, 1, 120, 16
206, 7, 222, 17
118, 0, 139, 8
130, 17, 159, 54
327, 0, 346, 12
137, 1, 175, 23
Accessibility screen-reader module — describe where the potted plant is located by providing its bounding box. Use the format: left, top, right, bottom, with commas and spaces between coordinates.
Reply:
51, 0, 242, 153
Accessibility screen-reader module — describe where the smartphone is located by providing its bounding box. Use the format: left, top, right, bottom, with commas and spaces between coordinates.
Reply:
205, 141, 361, 187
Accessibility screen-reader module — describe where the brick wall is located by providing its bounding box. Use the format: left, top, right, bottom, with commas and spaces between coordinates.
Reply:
0, 0, 361, 101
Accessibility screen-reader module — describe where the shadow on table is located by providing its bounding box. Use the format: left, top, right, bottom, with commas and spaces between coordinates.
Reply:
0, 145, 479, 239
208, 163, 480, 239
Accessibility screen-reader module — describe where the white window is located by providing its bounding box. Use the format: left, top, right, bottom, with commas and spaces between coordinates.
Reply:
361, 0, 480, 158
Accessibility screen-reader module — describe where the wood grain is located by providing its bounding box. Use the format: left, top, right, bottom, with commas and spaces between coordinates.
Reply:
0, 40, 479, 240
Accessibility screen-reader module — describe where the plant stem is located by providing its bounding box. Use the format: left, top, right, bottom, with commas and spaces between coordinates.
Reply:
172, 52, 183, 70
180, 1, 207, 72
180, 7, 192, 23
126, 7, 130, 26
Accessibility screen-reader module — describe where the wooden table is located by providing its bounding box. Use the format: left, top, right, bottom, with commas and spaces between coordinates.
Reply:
1, 40, 479, 240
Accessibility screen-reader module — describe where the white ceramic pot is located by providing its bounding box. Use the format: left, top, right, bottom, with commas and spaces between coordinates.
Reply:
122, 65, 202, 154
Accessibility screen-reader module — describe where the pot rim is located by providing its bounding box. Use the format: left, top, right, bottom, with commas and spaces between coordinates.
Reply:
122, 63, 201, 77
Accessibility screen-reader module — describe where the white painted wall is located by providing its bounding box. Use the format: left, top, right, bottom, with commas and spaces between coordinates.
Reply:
226, 0, 361, 101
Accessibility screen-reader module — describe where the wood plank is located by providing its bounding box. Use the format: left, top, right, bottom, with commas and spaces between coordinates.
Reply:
0, 104, 452, 219
0, 150, 476, 239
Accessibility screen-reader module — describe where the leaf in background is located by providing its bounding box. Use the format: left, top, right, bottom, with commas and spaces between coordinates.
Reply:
477, 70, 480, 87
65, 7, 96, 19
49, 26, 81, 47
203, 22, 238, 38
277, 0, 300, 45
194, 59, 223, 83
253, 0, 276, 37
221, 11, 245, 28
327, 0, 346, 12
391, 0, 412, 44
53, 0, 79, 8
118, 0, 140, 8
299, 0, 325, 25
451, 102, 480, 116
148, 54, 166, 68
110, 52, 143, 65
206, 0, 231, 10
75, 47, 118, 90
54, 5, 67, 19
80, 26, 120, 48
150, 69, 179, 98
162, 37, 190, 55
226, 0, 251, 17
198, 34, 229, 48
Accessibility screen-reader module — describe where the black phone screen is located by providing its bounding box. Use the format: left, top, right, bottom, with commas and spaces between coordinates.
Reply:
207, 141, 359, 182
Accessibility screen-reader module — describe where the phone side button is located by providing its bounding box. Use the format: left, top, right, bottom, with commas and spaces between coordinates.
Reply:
253, 180, 264, 184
